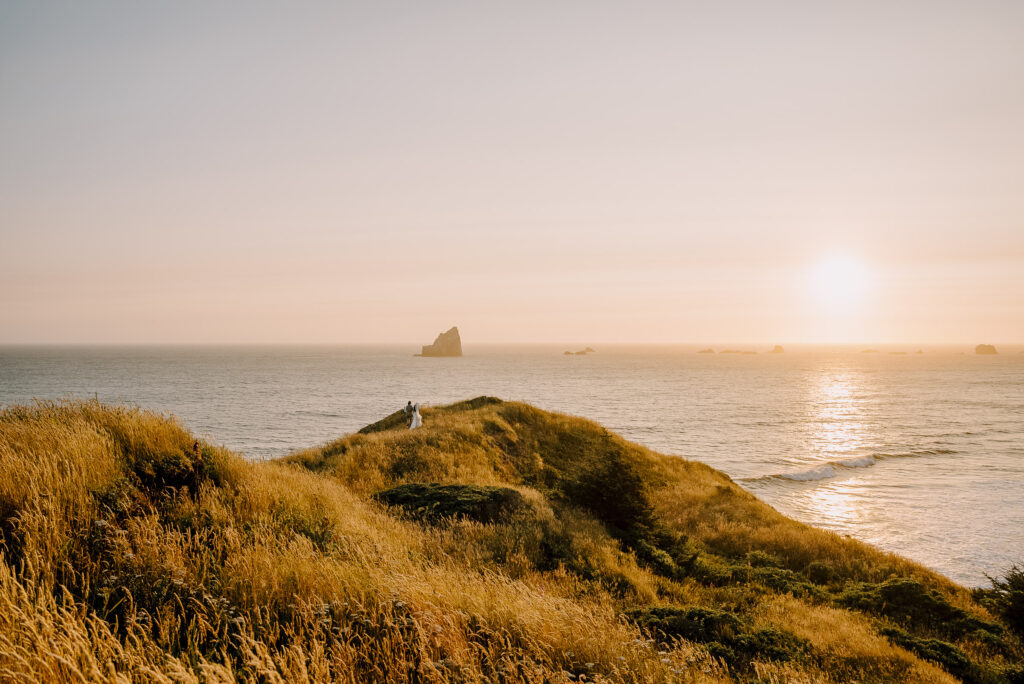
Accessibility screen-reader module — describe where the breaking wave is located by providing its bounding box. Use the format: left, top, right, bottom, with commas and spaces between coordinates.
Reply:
743, 449, 957, 483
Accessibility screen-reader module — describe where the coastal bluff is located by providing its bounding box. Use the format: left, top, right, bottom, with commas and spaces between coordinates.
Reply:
1, 398, 1021, 681
418, 326, 462, 357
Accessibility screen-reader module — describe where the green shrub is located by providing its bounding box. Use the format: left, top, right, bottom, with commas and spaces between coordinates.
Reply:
804, 560, 836, 585
747, 566, 824, 599
841, 577, 1002, 639
731, 628, 805, 662
373, 483, 529, 524
1004, 663, 1024, 684
626, 606, 806, 669
627, 606, 743, 644
880, 627, 975, 681
685, 554, 822, 598
560, 448, 656, 541
745, 550, 781, 568
631, 538, 678, 577
981, 564, 1024, 638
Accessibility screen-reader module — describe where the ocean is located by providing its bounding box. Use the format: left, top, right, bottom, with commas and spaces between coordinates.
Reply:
1, 344, 1021, 586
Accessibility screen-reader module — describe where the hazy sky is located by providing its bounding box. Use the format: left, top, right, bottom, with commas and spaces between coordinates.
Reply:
2, 1, 1023, 344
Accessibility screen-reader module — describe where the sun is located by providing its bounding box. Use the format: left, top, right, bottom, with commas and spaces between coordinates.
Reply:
807, 254, 871, 308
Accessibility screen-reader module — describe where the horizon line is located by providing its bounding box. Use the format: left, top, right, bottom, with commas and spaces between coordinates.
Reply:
1, 341, 1020, 348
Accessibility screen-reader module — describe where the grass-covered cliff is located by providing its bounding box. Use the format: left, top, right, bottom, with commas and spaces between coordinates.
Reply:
0, 398, 1021, 682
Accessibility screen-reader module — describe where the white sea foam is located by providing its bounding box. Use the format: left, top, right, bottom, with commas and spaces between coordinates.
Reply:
836, 455, 876, 468
758, 449, 957, 483
780, 465, 837, 481
754, 455, 876, 482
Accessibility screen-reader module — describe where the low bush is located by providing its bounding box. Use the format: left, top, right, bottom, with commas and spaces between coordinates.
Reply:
841, 577, 1002, 639
804, 560, 837, 585
627, 605, 743, 644
686, 553, 824, 598
627, 606, 807, 668
373, 482, 529, 524
979, 564, 1024, 638
745, 550, 781, 568
880, 627, 975, 682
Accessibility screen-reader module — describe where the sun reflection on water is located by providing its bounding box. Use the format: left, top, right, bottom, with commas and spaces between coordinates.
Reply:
800, 481, 872, 530
800, 370, 880, 527
809, 371, 872, 458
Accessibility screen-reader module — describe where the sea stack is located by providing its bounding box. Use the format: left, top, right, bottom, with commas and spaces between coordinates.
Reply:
420, 326, 463, 357
975, 344, 998, 355
770, 345, 785, 354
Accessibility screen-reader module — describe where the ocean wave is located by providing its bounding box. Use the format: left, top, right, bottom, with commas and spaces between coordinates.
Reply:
744, 449, 957, 483
778, 455, 875, 481
291, 409, 344, 418
873, 448, 956, 458
780, 464, 839, 481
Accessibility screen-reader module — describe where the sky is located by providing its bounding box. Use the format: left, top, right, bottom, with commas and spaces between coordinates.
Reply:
2, 1, 1023, 344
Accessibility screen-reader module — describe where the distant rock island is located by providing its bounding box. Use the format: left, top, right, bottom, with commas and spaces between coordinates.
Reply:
861, 349, 880, 354
563, 347, 596, 355
770, 345, 784, 354
975, 344, 998, 355
418, 326, 462, 357
697, 348, 715, 354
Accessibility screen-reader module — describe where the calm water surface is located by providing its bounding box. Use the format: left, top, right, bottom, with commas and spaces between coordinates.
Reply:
2, 344, 1021, 586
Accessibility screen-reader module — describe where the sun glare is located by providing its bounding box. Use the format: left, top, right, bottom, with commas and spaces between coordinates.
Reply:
808, 254, 871, 308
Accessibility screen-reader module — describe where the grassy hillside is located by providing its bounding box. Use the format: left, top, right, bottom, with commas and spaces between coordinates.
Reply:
0, 398, 1021, 682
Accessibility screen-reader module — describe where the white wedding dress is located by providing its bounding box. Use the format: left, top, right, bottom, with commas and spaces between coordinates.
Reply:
410, 404, 422, 428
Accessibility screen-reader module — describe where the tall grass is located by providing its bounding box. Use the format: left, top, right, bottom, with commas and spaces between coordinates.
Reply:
0, 398, 1020, 682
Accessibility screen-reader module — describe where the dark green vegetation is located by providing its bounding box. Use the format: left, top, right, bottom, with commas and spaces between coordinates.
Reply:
373, 483, 529, 524
627, 605, 808, 669
979, 565, 1024, 639
1, 397, 1021, 682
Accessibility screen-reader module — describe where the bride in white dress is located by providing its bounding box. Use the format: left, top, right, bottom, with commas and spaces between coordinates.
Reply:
409, 403, 422, 429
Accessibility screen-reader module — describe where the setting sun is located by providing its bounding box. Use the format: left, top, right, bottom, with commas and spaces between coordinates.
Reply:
808, 254, 872, 308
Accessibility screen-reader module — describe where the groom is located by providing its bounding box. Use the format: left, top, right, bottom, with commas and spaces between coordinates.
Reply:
403, 401, 413, 419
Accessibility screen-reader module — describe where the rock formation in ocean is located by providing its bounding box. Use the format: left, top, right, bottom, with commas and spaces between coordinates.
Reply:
697, 348, 715, 354
770, 345, 784, 353
420, 326, 463, 357
975, 344, 998, 355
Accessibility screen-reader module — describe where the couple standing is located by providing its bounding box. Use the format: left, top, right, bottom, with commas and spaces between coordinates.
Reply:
404, 401, 422, 429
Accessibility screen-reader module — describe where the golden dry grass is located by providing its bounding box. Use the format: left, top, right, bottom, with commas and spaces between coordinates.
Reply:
0, 398, 1019, 682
